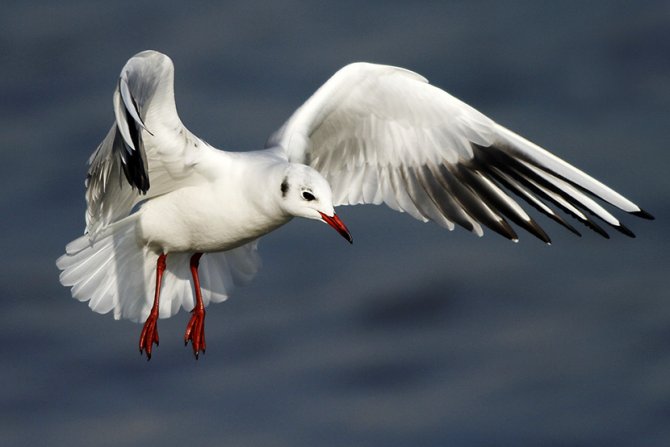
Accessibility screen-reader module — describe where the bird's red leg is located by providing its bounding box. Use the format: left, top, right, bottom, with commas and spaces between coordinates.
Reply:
184, 252, 206, 359
139, 252, 167, 360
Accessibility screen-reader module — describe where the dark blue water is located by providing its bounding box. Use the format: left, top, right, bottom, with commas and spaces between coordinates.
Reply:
1, 1, 669, 446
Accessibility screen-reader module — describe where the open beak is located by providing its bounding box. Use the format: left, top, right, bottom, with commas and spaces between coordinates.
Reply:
319, 212, 353, 244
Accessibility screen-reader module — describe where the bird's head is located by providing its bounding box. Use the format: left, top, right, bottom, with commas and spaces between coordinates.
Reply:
279, 164, 352, 243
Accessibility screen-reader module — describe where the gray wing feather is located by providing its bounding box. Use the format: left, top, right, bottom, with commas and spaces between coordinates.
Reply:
269, 62, 652, 242
85, 50, 202, 237
85, 124, 140, 236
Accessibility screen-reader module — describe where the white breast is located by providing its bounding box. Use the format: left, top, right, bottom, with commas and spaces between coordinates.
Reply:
136, 154, 291, 254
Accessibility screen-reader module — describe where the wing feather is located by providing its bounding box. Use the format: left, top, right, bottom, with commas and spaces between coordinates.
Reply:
269, 62, 651, 241
85, 50, 221, 237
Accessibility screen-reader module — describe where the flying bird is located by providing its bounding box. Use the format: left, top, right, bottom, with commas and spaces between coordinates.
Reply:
57, 50, 652, 360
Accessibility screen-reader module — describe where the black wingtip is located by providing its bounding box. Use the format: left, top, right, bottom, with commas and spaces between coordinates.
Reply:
615, 223, 636, 238
525, 220, 551, 244
493, 220, 519, 242
561, 220, 582, 237
632, 209, 655, 220
583, 219, 610, 239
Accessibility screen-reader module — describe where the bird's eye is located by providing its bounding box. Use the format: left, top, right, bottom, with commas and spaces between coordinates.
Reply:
302, 191, 316, 201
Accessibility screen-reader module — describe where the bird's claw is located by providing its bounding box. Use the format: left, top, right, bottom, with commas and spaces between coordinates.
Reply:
184, 308, 206, 359
139, 311, 159, 360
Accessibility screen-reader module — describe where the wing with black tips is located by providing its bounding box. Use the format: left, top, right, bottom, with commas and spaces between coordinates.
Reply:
85, 50, 220, 236
268, 62, 652, 243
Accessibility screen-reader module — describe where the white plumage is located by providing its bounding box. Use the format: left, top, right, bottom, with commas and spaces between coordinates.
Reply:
57, 50, 651, 359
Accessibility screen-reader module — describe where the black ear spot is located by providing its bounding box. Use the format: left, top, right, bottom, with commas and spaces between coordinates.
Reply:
302, 191, 316, 201
281, 177, 289, 197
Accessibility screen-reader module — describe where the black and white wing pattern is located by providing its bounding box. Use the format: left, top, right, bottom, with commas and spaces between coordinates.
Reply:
268, 62, 652, 242
85, 50, 220, 236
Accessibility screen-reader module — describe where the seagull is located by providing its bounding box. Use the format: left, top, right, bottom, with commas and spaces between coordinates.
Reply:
57, 50, 652, 360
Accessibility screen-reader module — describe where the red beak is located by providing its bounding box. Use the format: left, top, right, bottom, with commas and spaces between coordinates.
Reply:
319, 212, 353, 244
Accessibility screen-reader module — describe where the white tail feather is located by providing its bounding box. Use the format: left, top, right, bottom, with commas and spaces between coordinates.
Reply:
57, 216, 261, 323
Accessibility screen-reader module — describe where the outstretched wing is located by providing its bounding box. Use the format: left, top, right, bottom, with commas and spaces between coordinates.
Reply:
85, 50, 221, 236
267, 62, 652, 242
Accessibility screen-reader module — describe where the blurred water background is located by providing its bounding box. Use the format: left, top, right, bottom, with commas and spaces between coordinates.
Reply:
1, 1, 669, 446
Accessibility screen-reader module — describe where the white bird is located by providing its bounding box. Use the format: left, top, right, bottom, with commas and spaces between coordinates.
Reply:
57, 50, 652, 360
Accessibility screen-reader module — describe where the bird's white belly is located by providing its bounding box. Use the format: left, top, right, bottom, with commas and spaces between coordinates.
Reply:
136, 184, 289, 253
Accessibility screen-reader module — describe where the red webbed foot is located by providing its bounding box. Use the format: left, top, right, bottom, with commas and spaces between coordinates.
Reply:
139, 310, 159, 360
184, 307, 206, 359
139, 253, 167, 361
185, 252, 206, 359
